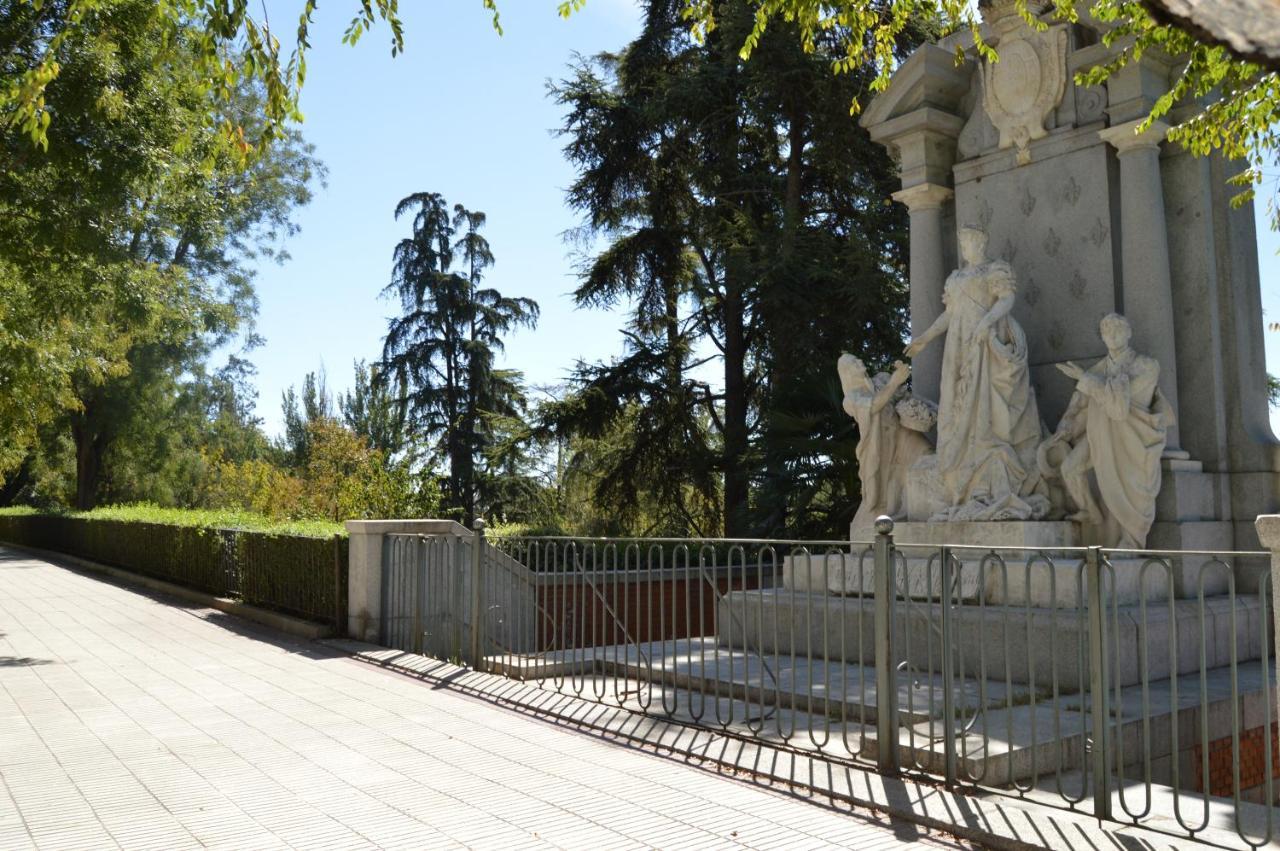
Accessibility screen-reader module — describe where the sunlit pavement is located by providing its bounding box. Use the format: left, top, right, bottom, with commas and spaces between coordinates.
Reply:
0, 548, 973, 850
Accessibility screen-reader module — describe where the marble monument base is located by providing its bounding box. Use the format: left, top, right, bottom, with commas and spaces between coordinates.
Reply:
786, 551, 1166, 608
851, 519, 1086, 548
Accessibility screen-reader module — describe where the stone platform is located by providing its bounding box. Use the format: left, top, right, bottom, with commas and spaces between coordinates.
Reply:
829, 520, 1239, 600
785, 552, 1173, 608
483, 634, 1273, 788
715, 588, 1268, 689
851, 520, 1084, 548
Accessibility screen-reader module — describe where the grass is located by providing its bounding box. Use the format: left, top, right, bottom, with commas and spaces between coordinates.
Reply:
0, 504, 345, 538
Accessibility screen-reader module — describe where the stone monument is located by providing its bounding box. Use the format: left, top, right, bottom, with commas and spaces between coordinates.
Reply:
857, 0, 1280, 573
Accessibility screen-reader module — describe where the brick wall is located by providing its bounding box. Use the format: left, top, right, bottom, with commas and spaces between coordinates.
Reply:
1193, 721, 1280, 796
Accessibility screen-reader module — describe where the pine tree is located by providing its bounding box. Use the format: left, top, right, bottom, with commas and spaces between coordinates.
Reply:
550, 1, 921, 538
379, 192, 538, 523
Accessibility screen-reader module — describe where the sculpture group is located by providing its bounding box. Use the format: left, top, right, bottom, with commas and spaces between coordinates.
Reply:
841, 226, 1172, 548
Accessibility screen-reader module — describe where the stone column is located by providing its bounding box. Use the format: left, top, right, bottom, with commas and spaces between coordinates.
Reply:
345, 519, 471, 643
1099, 119, 1185, 455
892, 183, 954, 404
1252, 515, 1280, 710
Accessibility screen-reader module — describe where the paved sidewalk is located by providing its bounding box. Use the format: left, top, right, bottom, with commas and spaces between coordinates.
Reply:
0, 549, 974, 850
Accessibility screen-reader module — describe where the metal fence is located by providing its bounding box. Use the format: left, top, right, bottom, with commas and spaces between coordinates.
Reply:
380, 520, 1277, 849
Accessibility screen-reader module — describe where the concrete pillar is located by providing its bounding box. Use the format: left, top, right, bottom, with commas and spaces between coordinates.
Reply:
345, 519, 470, 643
893, 183, 953, 404
1251, 515, 1280, 712
1099, 119, 1185, 455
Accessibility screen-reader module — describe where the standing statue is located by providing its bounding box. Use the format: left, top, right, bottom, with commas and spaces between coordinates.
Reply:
1039, 313, 1173, 548
903, 226, 1049, 521
838, 356, 933, 530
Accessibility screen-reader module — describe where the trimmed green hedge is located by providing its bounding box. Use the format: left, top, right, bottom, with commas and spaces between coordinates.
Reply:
0, 512, 347, 626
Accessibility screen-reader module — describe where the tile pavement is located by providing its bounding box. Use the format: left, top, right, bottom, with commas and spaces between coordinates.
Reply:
0, 549, 975, 850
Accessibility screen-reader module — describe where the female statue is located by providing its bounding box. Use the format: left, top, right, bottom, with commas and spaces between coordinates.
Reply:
837, 356, 932, 530
903, 226, 1048, 522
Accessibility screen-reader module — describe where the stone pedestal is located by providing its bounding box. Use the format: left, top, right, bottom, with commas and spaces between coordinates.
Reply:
901, 455, 947, 525
887, 520, 1080, 548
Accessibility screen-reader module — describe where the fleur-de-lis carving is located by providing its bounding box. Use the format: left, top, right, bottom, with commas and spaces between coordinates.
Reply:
1088, 217, 1108, 248
975, 199, 994, 231
1069, 270, 1087, 299
1049, 320, 1066, 351
1002, 238, 1018, 263
1061, 176, 1081, 207
1043, 227, 1061, 257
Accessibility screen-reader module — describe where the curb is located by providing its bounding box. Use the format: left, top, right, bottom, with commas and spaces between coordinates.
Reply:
1, 542, 333, 640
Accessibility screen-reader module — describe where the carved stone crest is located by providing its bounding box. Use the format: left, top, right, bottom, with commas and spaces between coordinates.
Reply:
980, 18, 1068, 165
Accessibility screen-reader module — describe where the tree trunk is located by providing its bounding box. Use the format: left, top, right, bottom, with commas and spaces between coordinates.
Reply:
461, 360, 479, 527
72, 416, 102, 511
722, 278, 749, 538
782, 110, 804, 260
704, 21, 752, 538
0, 457, 33, 506
761, 108, 806, 534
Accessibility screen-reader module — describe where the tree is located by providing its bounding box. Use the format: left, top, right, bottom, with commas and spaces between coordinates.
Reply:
280, 370, 335, 469
301, 418, 437, 521
2, 0, 454, 150
379, 192, 539, 523
673, 0, 1280, 224
0, 1, 322, 508
339, 361, 408, 458
549, 1, 915, 538
9, 2, 1279, 226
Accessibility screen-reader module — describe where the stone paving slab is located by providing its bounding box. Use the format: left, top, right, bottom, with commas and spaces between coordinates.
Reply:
350, 647, 1226, 851
0, 548, 973, 850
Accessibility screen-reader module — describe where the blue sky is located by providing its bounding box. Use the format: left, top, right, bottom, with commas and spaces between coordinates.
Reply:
246, 1, 645, 436
243, 1, 1280, 438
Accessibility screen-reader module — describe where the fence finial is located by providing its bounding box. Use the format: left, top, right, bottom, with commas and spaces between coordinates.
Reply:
874, 515, 895, 536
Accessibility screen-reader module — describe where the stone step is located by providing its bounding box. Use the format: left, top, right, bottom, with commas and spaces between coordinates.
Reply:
784, 551, 1211, 607
486, 636, 1035, 724
488, 637, 1274, 786
715, 587, 1268, 689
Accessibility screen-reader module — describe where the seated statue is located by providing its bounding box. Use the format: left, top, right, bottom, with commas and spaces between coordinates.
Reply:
838, 355, 932, 530
1038, 313, 1173, 548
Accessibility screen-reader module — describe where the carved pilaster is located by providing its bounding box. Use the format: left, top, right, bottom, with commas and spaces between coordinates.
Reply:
1100, 118, 1185, 456
892, 184, 955, 404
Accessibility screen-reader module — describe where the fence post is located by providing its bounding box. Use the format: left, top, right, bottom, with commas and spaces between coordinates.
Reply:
412, 537, 425, 655
378, 536, 391, 647
1255, 516, 1280, 718
939, 545, 957, 786
874, 515, 899, 773
470, 518, 487, 672
1086, 545, 1112, 820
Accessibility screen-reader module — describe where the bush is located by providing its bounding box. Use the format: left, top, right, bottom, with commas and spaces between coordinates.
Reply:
0, 506, 347, 625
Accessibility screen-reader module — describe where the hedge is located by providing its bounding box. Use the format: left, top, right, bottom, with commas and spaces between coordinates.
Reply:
0, 512, 347, 626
